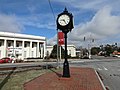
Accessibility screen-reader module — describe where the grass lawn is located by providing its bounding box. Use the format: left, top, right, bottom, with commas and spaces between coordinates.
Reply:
0, 68, 61, 90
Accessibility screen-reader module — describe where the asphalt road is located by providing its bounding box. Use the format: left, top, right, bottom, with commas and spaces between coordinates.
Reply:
95, 60, 120, 90
1, 58, 120, 90
69, 59, 120, 90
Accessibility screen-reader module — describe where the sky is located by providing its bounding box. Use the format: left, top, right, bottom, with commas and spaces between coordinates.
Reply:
0, 0, 120, 47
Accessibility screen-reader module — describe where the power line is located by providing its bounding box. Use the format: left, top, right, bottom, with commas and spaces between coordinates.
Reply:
48, 0, 56, 21
48, 0, 60, 68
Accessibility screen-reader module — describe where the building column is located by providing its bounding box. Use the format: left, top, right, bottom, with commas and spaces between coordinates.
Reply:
4, 39, 7, 57
43, 41, 46, 59
29, 41, 32, 57
40, 44, 43, 58
37, 42, 40, 57
13, 40, 16, 57
22, 41, 24, 60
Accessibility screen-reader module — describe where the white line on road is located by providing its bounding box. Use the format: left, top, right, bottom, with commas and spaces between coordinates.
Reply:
103, 66, 108, 70
98, 68, 102, 70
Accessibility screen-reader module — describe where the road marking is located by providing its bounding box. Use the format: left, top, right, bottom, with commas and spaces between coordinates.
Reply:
103, 66, 108, 70
98, 68, 102, 70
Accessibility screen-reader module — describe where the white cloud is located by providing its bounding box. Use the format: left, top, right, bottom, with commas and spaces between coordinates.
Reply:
18, 13, 56, 30
47, 34, 57, 45
0, 13, 24, 33
48, 6, 120, 47
69, 6, 120, 46
54, 0, 120, 12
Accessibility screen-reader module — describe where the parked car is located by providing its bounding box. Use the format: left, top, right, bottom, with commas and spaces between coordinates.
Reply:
114, 54, 120, 57
0, 59, 4, 63
0, 57, 13, 63
111, 54, 120, 57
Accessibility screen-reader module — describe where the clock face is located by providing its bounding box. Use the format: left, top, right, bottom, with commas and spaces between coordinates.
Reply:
58, 14, 70, 26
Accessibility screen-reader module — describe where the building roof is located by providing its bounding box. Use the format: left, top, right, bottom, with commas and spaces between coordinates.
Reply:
0, 31, 46, 40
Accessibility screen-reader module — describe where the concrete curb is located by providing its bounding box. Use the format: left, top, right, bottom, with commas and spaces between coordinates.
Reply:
95, 70, 106, 90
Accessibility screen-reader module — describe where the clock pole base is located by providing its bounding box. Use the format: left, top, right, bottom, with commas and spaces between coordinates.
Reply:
62, 59, 70, 78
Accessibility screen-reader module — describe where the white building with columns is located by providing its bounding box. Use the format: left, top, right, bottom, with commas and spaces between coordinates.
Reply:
0, 31, 46, 60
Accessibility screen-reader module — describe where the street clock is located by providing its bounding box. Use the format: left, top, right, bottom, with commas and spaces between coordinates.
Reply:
57, 8, 74, 33
58, 14, 70, 26
56, 8, 74, 78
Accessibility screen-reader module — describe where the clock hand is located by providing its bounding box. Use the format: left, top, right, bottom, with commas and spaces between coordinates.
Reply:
62, 19, 67, 24
60, 19, 64, 21
60, 19, 67, 24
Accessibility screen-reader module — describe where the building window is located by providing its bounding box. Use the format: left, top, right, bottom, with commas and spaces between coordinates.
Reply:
16, 43, 19, 47
24, 43, 27, 47
0, 42, 2, 47
69, 50, 71, 56
16, 54, 19, 58
46, 51, 49, 56
8, 42, 11, 47
32, 43, 34, 48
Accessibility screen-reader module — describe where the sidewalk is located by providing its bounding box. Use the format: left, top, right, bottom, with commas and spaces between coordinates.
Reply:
24, 67, 105, 90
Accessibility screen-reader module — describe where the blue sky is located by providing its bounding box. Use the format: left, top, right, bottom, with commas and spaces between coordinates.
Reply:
0, 0, 120, 47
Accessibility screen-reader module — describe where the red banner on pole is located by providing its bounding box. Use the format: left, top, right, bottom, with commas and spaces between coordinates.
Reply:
58, 32, 64, 45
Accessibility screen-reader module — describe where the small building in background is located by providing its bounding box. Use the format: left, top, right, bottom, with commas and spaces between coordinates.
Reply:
46, 45, 76, 57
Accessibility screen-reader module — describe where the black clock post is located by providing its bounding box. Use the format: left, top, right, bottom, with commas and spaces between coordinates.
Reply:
62, 30, 70, 77
56, 8, 74, 78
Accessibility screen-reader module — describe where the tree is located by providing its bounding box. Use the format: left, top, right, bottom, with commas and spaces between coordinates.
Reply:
50, 44, 70, 59
91, 47, 100, 55
118, 47, 120, 52
104, 44, 113, 56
